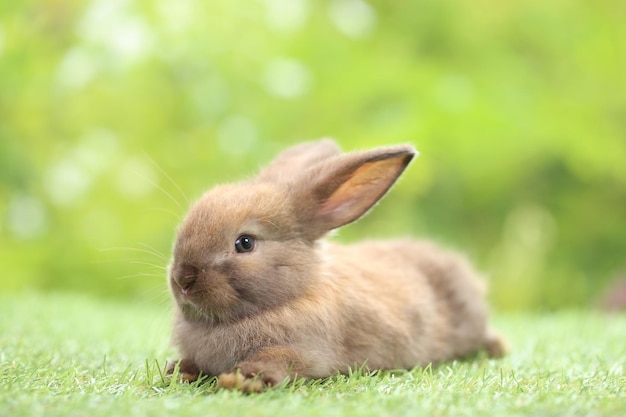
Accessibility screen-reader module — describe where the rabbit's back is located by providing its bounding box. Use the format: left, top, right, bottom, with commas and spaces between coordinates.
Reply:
325, 239, 491, 368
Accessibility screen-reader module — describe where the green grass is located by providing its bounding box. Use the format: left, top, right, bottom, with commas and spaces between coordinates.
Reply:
1, 293, 624, 417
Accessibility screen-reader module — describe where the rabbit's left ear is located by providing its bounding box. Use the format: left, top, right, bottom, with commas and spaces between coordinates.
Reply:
294, 145, 416, 238
256, 138, 341, 182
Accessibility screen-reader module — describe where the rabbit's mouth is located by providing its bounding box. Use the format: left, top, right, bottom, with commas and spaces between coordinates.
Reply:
172, 281, 246, 323
170, 277, 197, 301
178, 298, 247, 325
176, 294, 223, 322
178, 298, 207, 321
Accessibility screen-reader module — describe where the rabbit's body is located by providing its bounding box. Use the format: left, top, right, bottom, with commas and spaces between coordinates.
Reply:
174, 239, 492, 378
167, 140, 506, 391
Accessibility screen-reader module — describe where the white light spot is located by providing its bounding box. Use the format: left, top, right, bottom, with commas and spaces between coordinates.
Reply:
217, 116, 258, 155
263, 58, 312, 99
504, 205, 556, 249
328, 0, 377, 39
156, 0, 194, 34
44, 130, 120, 206
77, 0, 154, 63
116, 157, 157, 199
6, 194, 48, 240
74, 129, 120, 175
55, 47, 98, 90
109, 18, 153, 57
263, 0, 309, 33
44, 159, 91, 207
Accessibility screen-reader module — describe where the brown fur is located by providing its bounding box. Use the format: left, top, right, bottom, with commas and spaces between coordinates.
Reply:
166, 140, 506, 392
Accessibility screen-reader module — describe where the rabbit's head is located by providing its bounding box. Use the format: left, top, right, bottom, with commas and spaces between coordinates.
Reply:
169, 140, 416, 324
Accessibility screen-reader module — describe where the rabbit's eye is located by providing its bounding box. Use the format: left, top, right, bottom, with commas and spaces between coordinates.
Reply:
235, 235, 256, 253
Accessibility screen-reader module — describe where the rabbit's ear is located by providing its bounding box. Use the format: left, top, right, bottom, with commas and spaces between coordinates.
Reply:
257, 138, 341, 182
296, 145, 416, 238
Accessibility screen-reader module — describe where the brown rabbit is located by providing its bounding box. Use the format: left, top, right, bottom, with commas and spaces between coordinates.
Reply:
167, 139, 506, 392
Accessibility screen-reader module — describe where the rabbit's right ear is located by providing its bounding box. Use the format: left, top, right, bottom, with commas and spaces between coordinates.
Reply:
294, 145, 416, 240
257, 138, 341, 182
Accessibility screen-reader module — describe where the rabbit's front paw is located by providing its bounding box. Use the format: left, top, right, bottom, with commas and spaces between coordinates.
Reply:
166, 358, 201, 382
217, 361, 287, 393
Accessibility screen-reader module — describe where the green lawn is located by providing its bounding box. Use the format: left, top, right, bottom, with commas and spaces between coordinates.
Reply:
1, 293, 624, 417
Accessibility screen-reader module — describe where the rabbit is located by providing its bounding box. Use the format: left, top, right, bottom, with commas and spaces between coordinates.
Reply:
166, 139, 507, 392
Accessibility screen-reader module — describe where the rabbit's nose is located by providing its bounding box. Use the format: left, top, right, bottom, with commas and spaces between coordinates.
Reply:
174, 263, 199, 292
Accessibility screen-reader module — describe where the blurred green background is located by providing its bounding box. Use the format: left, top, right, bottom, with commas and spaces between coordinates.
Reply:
1, 0, 624, 310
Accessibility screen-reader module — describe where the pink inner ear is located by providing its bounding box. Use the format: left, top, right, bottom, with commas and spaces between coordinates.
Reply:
317, 159, 405, 229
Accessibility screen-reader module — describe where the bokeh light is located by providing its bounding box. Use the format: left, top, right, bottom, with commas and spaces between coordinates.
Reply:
0, 0, 624, 310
